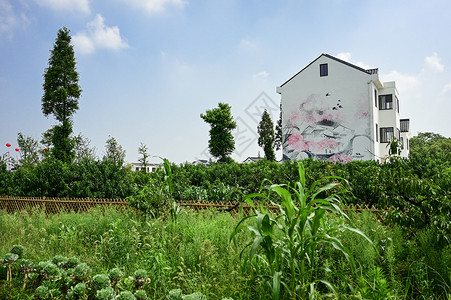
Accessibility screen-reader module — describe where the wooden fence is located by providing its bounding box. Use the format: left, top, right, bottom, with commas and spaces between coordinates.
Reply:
0, 196, 386, 221
0, 196, 129, 215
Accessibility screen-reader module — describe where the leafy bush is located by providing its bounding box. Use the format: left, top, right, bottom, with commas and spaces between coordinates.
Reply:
96, 287, 115, 300
92, 273, 111, 291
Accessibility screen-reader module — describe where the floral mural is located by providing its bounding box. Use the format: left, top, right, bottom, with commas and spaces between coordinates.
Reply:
283, 93, 372, 162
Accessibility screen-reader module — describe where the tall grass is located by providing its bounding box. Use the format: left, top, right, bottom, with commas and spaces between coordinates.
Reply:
0, 207, 251, 299
1, 202, 450, 298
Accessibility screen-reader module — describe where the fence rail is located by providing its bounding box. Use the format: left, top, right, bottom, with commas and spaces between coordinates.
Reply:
0, 196, 129, 215
0, 196, 385, 220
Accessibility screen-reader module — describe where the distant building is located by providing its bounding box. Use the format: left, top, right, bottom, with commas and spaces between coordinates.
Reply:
277, 53, 410, 162
243, 156, 263, 163
191, 159, 210, 166
131, 162, 160, 172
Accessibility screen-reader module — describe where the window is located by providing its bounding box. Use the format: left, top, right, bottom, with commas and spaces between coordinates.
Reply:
379, 94, 393, 110
320, 64, 328, 77
396, 96, 400, 113
374, 89, 378, 107
376, 124, 379, 142
380, 127, 394, 143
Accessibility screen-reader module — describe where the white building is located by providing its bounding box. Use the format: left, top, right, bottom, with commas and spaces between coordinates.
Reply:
131, 162, 160, 172
277, 53, 410, 163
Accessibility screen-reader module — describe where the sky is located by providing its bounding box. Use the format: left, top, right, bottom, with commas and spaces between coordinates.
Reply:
1, 0, 451, 164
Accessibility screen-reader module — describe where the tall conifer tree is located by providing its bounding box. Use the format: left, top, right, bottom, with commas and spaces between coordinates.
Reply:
257, 109, 276, 161
41, 27, 82, 163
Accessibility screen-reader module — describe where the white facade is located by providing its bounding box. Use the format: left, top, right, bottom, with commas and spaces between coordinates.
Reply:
277, 53, 410, 163
132, 162, 160, 172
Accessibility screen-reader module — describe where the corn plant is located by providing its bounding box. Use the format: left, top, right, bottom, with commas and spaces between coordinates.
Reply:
231, 162, 372, 299
162, 158, 181, 220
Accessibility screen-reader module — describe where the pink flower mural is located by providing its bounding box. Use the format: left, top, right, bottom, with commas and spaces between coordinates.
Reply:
329, 153, 354, 164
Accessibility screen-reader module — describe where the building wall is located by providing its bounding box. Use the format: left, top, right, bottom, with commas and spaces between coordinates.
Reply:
277, 55, 378, 162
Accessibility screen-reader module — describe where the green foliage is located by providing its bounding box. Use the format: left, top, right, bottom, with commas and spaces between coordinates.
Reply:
137, 143, 150, 171
52, 255, 67, 268
92, 274, 111, 291
17, 132, 41, 168
11, 244, 25, 258
35, 285, 49, 299
274, 105, 282, 151
109, 267, 123, 283
41, 27, 81, 163
103, 136, 126, 166
409, 132, 451, 180
51, 120, 76, 163
231, 162, 372, 298
73, 133, 96, 163
116, 291, 136, 300
66, 257, 80, 269
96, 287, 115, 300
0, 206, 450, 298
257, 109, 276, 161
69, 282, 87, 298
167, 289, 206, 300
42, 27, 81, 123
200, 102, 237, 162
73, 263, 91, 281
3, 156, 135, 198
127, 182, 167, 217
134, 289, 148, 300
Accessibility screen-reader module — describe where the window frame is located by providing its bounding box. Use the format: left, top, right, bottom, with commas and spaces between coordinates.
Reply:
379, 94, 393, 110
380, 127, 394, 143
320, 63, 328, 77
375, 124, 379, 142
374, 89, 378, 108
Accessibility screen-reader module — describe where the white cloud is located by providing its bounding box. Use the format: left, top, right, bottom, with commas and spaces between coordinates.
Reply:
441, 81, 451, 95
33, 0, 90, 14
73, 14, 129, 55
0, 0, 29, 38
253, 71, 269, 80
381, 70, 422, 98
336, 52, 351, 62
120, 0, 186, 14
424, 52, 444, 72
239, 38, 258, 51
336, 52, 372, 70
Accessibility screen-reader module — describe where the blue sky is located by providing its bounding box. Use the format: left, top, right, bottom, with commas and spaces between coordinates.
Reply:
1, 0, 451, 164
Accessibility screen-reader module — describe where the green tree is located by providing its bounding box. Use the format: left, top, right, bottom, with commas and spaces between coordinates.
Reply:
200, 102, 237, 162
16, 133, 40, 168
137, 142, 150, 172
51, 120, 75, 163
73, 133, 96, 163
103, 136, 126, 166
42, 27, 82, 123
274, 103, 283, 151
257, 109, 276, 161
408, 132, 451, 180
41, 27, 81, 162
